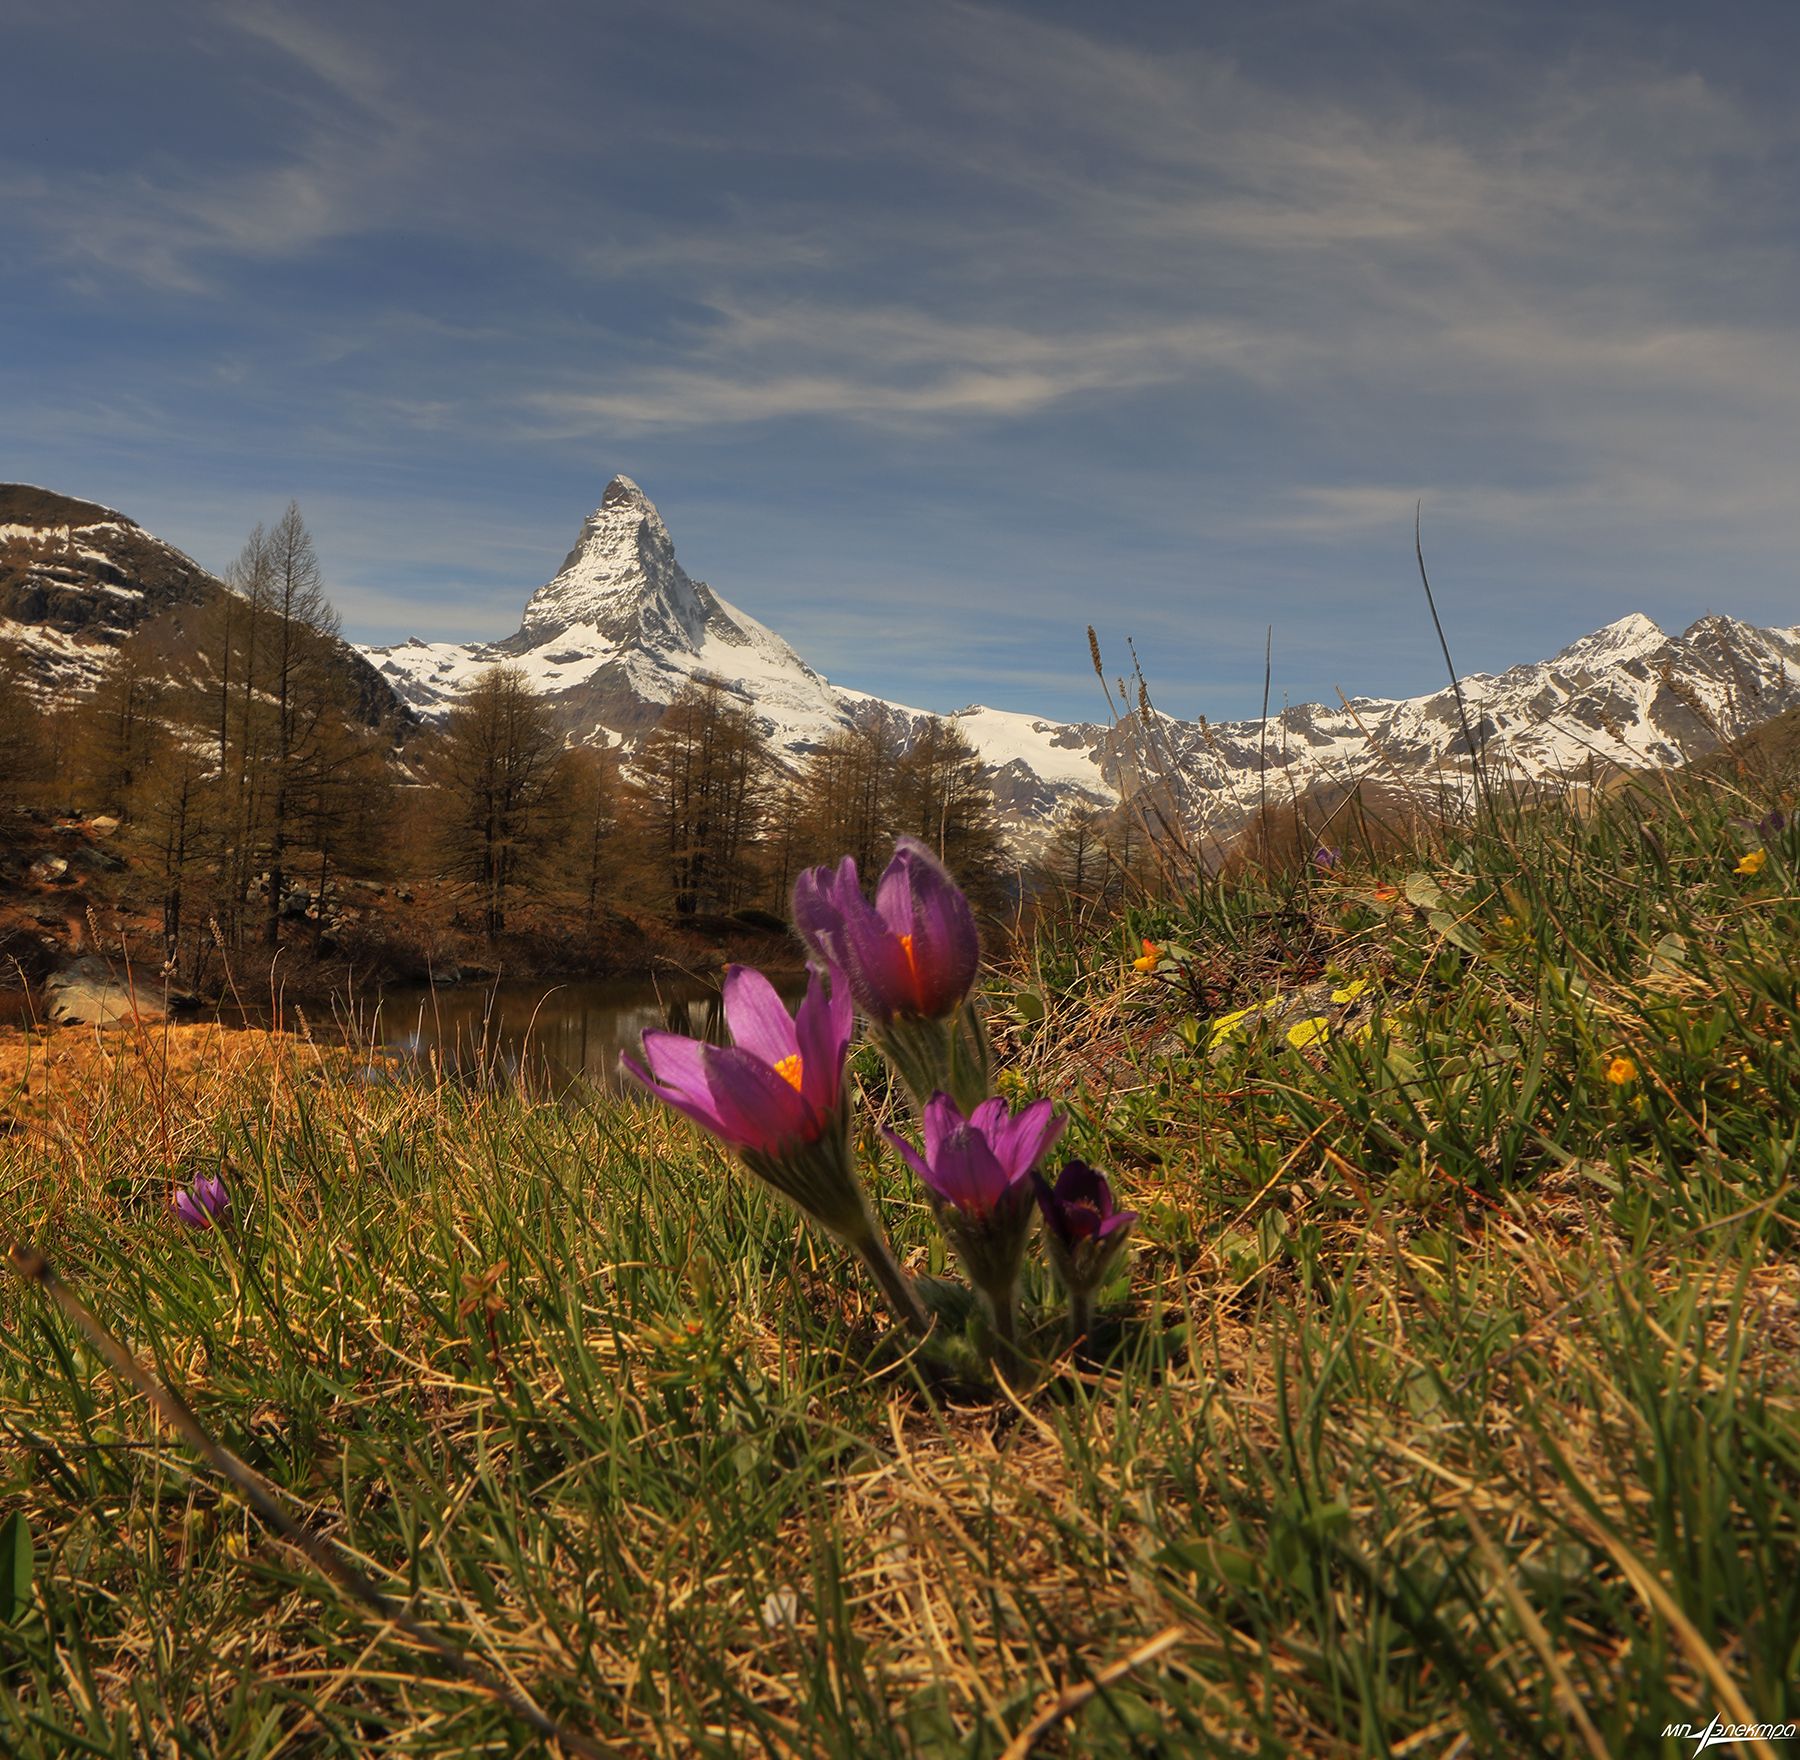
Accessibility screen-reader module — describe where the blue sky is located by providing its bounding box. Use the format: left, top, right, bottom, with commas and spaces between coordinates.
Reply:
3, 0, 1797, 723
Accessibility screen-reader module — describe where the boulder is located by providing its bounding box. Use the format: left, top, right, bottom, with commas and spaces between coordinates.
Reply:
28, 855, 69, 883
44, 959, 169, 1028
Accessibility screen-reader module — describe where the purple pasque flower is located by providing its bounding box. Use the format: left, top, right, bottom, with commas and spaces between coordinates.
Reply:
622, 965, 927, 1333
623, 964, 851, 1159
886, 1093, 1063, 1217
1034, 1160, 1137, 1255
1313, 845, 1341, 871
793, 838, 980, 1024
885, 1093, 1062, 1345
794, 838, 990, 1113
1033, 1160, 1137, 1337
174, 1171, 230, 1229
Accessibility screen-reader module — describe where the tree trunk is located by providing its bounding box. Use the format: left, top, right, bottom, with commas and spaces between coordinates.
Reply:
312, 845, 330, 957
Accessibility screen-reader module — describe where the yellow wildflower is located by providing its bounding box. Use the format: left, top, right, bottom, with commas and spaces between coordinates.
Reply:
1734, 849, 1767, 877
1605, 1056, 1638, 1087
1132, 938, 1161, 973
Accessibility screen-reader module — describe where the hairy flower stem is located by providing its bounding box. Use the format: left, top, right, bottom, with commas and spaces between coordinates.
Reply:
743, 1118, 927, 1335
878, 1000, 993, 1117
1067, 1287, 1094, 1346
980, 1278, 1021, 1361
848, 1221, 929, 1335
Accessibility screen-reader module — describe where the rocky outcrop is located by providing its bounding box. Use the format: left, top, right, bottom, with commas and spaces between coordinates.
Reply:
0, 487, 220, 688
42, 958, 193, 1029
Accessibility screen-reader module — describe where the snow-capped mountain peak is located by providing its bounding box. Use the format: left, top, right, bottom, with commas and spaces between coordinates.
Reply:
368, 476, 858, 745
1549, 612, 1667, 670
518, 474, 711, 649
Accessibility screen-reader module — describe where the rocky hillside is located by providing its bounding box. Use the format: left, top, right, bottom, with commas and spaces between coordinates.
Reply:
0, 483, 411, 727
366, 476, 1800, 845
0, 486, 223, 690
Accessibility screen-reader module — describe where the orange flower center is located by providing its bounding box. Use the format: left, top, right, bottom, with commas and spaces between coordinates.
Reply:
898, 932, 922, 992
774, 1053, 805, 1091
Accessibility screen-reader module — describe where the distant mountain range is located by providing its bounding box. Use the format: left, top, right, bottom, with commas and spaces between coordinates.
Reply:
7, 476, 1799, 848
364, 475, 1800, 841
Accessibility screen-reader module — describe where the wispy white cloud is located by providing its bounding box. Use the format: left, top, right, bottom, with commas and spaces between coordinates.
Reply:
525, 305, 1282, 431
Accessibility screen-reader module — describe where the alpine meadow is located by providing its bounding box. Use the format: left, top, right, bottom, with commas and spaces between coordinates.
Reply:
5, 2, 1800, 1755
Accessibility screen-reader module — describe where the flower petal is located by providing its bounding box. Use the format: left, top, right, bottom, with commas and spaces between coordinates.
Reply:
793, 967, 850, 1112
702, 1045, 815, 1150
723, 965, 799, 1067
875, 838, 979, 1016
983, 1097, 1064, 1183
907, 854, 981, 1013
792, 857, 860, 969
636, 1030, 713, 1097
921, 1115, 1011, 1213
920, 1091, 966, 1165
621, 1047, 733, 1141
882, 1127, 935, 1187
1031, 1169, 1072, 1245
843, 926, 918, 1020
796, 854, 922, 1021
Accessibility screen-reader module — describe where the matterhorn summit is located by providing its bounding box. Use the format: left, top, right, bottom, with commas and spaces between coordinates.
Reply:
517, 475, 712, 650
366, 474, 858, 746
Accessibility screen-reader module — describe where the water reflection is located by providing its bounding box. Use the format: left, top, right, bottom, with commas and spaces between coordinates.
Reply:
364, 975, 790, 1094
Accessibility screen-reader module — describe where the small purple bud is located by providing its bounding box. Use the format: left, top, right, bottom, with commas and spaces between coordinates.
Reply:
1033, 1160, 1137, 1337
1313, 845, 1341, 871
174, 1171, 230, 1229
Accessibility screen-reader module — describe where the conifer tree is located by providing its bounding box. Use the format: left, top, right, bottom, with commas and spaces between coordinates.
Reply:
261, 504, 341, 946
892, 715, 1008, 906
427, 665, 569, 938
785, 704, 905, 880
632, 678, 773, 916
